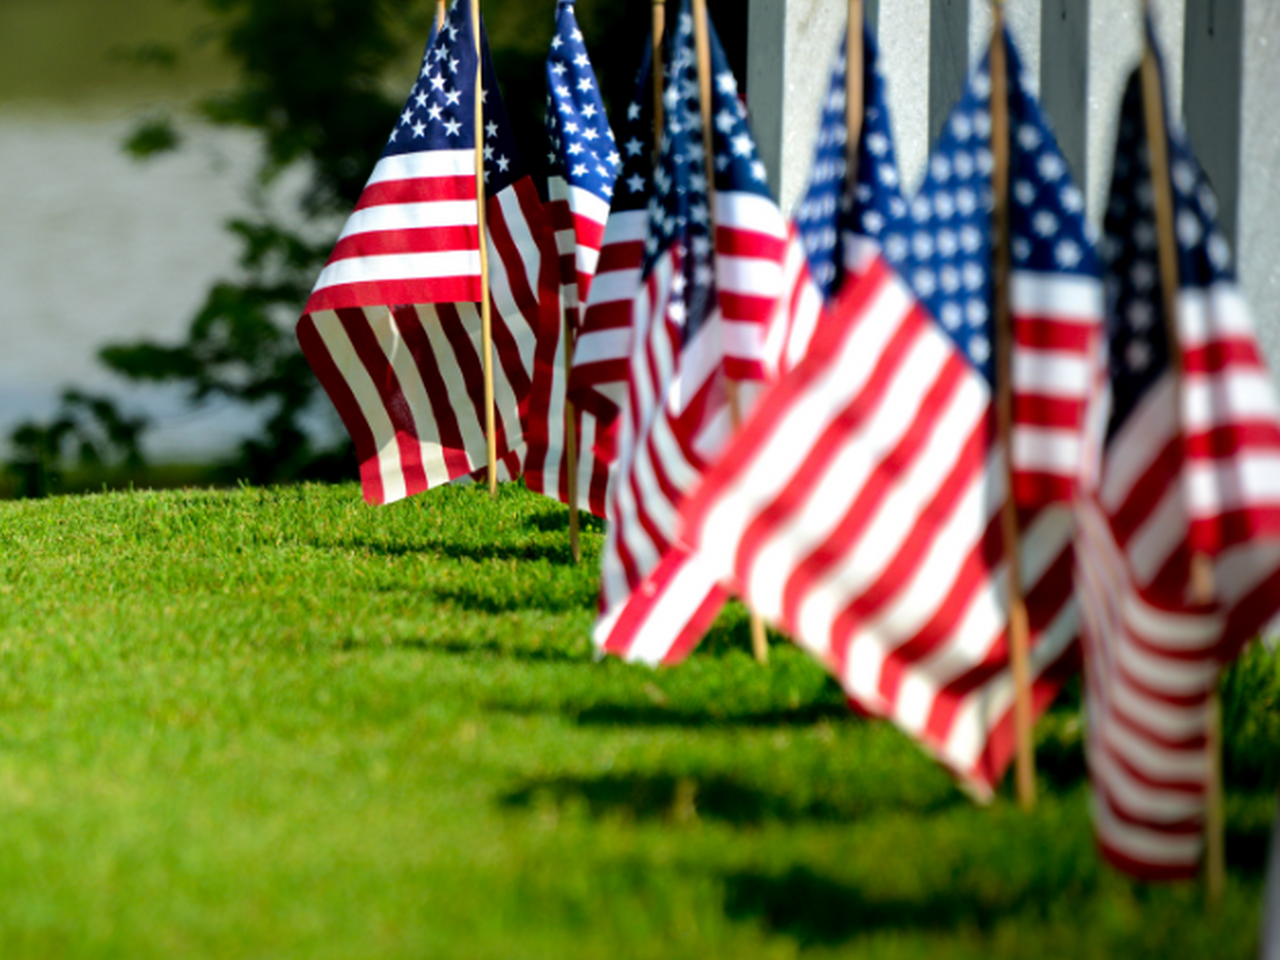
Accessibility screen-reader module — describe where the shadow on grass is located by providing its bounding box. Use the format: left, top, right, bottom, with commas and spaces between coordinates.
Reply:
524, 510, 605, 534
571, 700, 855, 729
722, 866, 1012, 944
335, 634, 587, 663
316, 535, 579, 565
500, 772, 960, 825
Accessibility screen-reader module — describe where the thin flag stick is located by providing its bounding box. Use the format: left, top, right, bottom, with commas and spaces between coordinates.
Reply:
435, 0, 447, 32
845, 0, 864, 185
471, 0, 498, 497
564, 326, 582, 562
1138, 4, 1225, 905
653, 0, 666, 162
989, 0, 1037, 811
692, 0, 768, 665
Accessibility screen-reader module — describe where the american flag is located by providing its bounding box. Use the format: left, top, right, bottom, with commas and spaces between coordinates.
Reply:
657, 32, 1086, 797
884, 30, 1102, 509
777, 22, 907, 371
523, 0, 616, 517
593, 21, 913, 664
297, 0, 559, 504
1076, 26, 1280, 880
592, 1, 794, 656
567, 42, 655, 439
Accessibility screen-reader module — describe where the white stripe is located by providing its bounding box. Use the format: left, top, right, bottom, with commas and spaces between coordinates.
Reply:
1011, 347, 1092, 399
588, 268, 644, 304
718, 255, 785, 298
1184, 368, 1280, 431
696, 275, 913, 613
309, 311, 408, 504
1093, 790, 1203, 867
574, 327, 632, 365
1126, 482, 1188, 588
795, 331, 989, 653
422, 304, 487, 470
364, 149, 476, 186
335, 200, 477, 241
942, 596, 1079, 778
1010, 425, 1082, 475
566, 183, 612, 230
1099, 374, 1177, 512
1010, 270, 1105, 323
372, 307, 453, 487
715, 190, 787, 238
1187, 452, 1280, 518
1092, 746, 1205, 821
1177, 282, 1256, 346
312, 251, 482, 293
623, 553, 722, 666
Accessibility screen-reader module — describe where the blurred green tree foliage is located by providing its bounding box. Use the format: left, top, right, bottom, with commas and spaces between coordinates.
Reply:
97, 0, 746, 484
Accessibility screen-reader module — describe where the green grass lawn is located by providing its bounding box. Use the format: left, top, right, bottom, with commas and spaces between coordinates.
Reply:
0, 481, 1276, 958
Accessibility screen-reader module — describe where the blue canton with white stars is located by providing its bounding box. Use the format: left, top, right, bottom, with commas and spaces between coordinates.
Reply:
545, 1, 618, 202
644, 0, 771, 343
1101, 25, 1235, 444
384, 0, 524, 196
887, 29, 1097, 386
793, 23, 909, 302
611, 42, 656, 215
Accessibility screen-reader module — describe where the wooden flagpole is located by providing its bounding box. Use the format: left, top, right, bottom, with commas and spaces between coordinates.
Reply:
435, 0, 447, 32
691, 0, 768, 665
1138, 2, 1225, 905
989, 0, 1037, 811
471, 0, 499, 498
653, 0, 666, 163
564, 322, 582, 562
845, 0, 864, 189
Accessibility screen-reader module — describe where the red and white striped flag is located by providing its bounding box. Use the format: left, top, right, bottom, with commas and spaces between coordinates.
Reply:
595, 21, 909, 663
627, 34, 1091, 797
566, 43, 656, 445
592, 2, 795, 654
671, 253, 1079, 797
296, 1, 558, 504
522, 0, 614, 517
1076, 29, 1280, 880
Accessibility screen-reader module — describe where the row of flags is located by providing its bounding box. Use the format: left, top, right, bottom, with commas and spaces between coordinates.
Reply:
295, 0, 1280, 883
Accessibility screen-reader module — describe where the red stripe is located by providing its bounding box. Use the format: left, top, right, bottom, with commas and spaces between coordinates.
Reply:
297, 314, 386, 505
716, 224, 787, 261
355, 175, 476, 209
1012, 393, 1086, 429
592, 239, 645, 274
1184, 419, 1280, 460
305, 276, 480, 314
571, 211, 607, 252
326, 225, 479, 263
681, 258, 897, 537
719, 291, 777, 325
864, 463, 1000, 711
766, 316, 955, 628
335, 306, 429, 497
1182, 336, 1266, 375
1012, 314, 1096, 352
389, 305, 472, 479
1107, 435, 1182, 547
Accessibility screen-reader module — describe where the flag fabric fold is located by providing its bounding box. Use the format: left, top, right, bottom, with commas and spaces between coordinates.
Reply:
567, 43, 656, 440
297, 0, 559, 504
595, 19, 911, 665
592, 0, 793, 659
1076, 23, 1280, 880
662, 30, 1091, 798
523, 0, 616, 517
